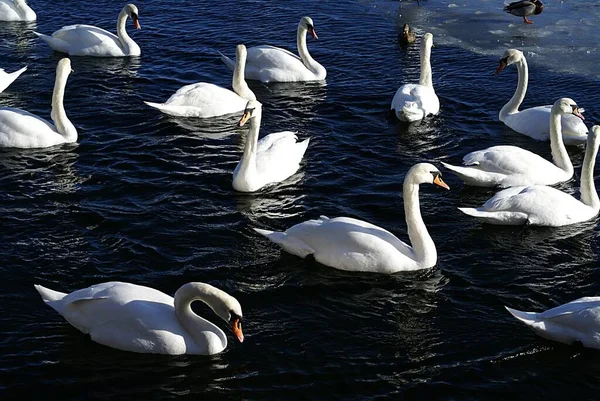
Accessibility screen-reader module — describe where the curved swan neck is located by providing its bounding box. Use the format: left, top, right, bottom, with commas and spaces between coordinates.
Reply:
419, 42, 433, 88
499, 57, 528, 121
51, 63, 77, 142
403, 177, 436, 267
549, 112, 573, 175
232, 49, 256, 101
174, 283, 227, 349
296, 24, 323, 76
116, 9, 137, 54
580, 133, 600, 209
237, 108, 262, 178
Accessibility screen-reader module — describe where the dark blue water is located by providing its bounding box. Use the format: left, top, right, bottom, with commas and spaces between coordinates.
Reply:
1, 0, 600, 399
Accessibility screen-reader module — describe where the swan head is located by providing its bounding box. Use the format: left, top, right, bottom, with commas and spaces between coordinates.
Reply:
124, 4, 141, 29
209, 287, 244, 344
300, 16, 318, 39
407, 163, 450, 189
421, 33, 433, 52
236, 44, 247, 62
590, 126, 600, 143
552, 98, 584, 120
56, 57, 73, 77
239, 99, 262, 127
496, 49, 523, 74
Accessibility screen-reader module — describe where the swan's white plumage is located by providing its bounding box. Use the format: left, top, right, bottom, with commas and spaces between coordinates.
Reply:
254, 163, 450, 273
391, 33, 439, 122
34, 4, 141, 57
0, 0, 36, 21
441, 98, 582, 187
35, 281, 243, 355
497, 49, 588, 145
233, 100, 309, 192
220, 17, 326, 83
0, 66, 27, 94
506, 297, 600, 349
458, 125, 600, 226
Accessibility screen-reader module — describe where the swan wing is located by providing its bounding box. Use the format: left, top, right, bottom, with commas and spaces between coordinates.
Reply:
255, 131, 309, 181
0, 107, 66, 148
0, 66, 27, 93
463, 145, 555, 175
244, 45, 316, 82
391, 84, 439, 122
504, 106, 588, 143
43, 24, 124, 56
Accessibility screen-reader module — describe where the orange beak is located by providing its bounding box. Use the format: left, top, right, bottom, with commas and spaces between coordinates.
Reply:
573, 107, 585, 120
309, 27, 318, 40
134, 18, 141, 30
238, 111, 251, 127
231, 318, 244, 343
434, 174, 450, 190
495, 60, 507, 75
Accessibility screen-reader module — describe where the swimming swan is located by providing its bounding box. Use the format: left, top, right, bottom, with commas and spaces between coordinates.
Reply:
441, 98, 584, 187
391, 33, 439, 122
144, 45, 256, 118
254, 163, 449, 273
0, 58, 77, 148
35, 281, 244, 355
458, 125, 600, 226
506, 296, 600, 350
0, 65, 27, 93
220, 16, 326, 83
497, 49, 587, 145
33, 4, 141, 57
233, 99, 309, 192
0, 0, 36, 21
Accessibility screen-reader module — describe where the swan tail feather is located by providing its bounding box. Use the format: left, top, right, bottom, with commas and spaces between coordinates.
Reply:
143, 101, 186, 117
219, 52, 236, 71
10, 66, 27, 79
505, 306, 539, 325
253, 228, 315, 258
34, 284, 67, 303
458, 207, 528, 225
440, 162, 498, 187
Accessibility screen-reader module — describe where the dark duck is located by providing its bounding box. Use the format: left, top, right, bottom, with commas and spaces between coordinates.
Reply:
504, 0, 544, 24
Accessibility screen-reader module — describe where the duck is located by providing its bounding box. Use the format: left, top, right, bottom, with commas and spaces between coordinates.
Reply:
220, 16, 326, 83
33, 4, 141, 57
233, 99, 309, 192
503, 0, 544, 24
398, 23, 416, 45
0, 58, 77, 149
0, 0, 36, 22
144, 44, 257, 118
254, 163, 450, 274
441, 98, 583, 188
506, 296, 600, 349
34, 281, 244, 355
496, 49, 587, 145
458, 125, 600, 227
0, 65, 27, 94
391, 33, 439, 122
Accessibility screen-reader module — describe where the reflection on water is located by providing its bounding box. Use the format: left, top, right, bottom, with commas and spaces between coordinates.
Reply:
235, 189, 307, 221
0, 21, 37, 54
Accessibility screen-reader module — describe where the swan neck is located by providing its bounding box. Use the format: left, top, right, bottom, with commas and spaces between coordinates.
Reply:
116, 9, 136, 53
51, 67, 77, 142
549, 113, 573, 175
419, 44, 433, 88
297, 25, 317, 74
500, 58, 528, 121
403, 178, 436, 267
580, 136, 600, 209
238, 110, 261, 178
232, 51, 256, 101
174, 283, 227, 351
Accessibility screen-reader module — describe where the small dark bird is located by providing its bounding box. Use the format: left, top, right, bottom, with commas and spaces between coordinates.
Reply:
399, 23, 416, 45
503, 0, 544, 24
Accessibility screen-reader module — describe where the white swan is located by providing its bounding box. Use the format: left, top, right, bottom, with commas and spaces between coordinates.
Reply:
459, 125, 600, 226
233, 99, 309, 192
0, 58, 77, 148
391, 33, 439, 122
506, 297, 600, 350
33, 4, 141, 57
254, 163, 450, 274
35, 281, 244, 355
497, 49, 588, 145
0, 0, 36, 22
220, 16, 326, 83
144, 44, 257, 118
441, 98, 583, 188
0, 65, 27, 93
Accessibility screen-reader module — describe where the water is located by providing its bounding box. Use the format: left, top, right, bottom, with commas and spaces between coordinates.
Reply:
1, 0, 599, 399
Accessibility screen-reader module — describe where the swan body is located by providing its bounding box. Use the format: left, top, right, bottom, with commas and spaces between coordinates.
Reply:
459, 125, 600, 226
233, 99, 309, 192
0, 58, 77, 149
441, 98, 583, 188
34, 4, 141, 57
35, 281, 244, 355
497, 49, 587, 145
220, 16, 326, 83
503, 0, 543, 24
0, 66, 27, 93
506, 296, 600, 349
254, 163, 450, 273
145, 45, 256, 118
391, 33, 439, 122
0, 0, 36, 21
